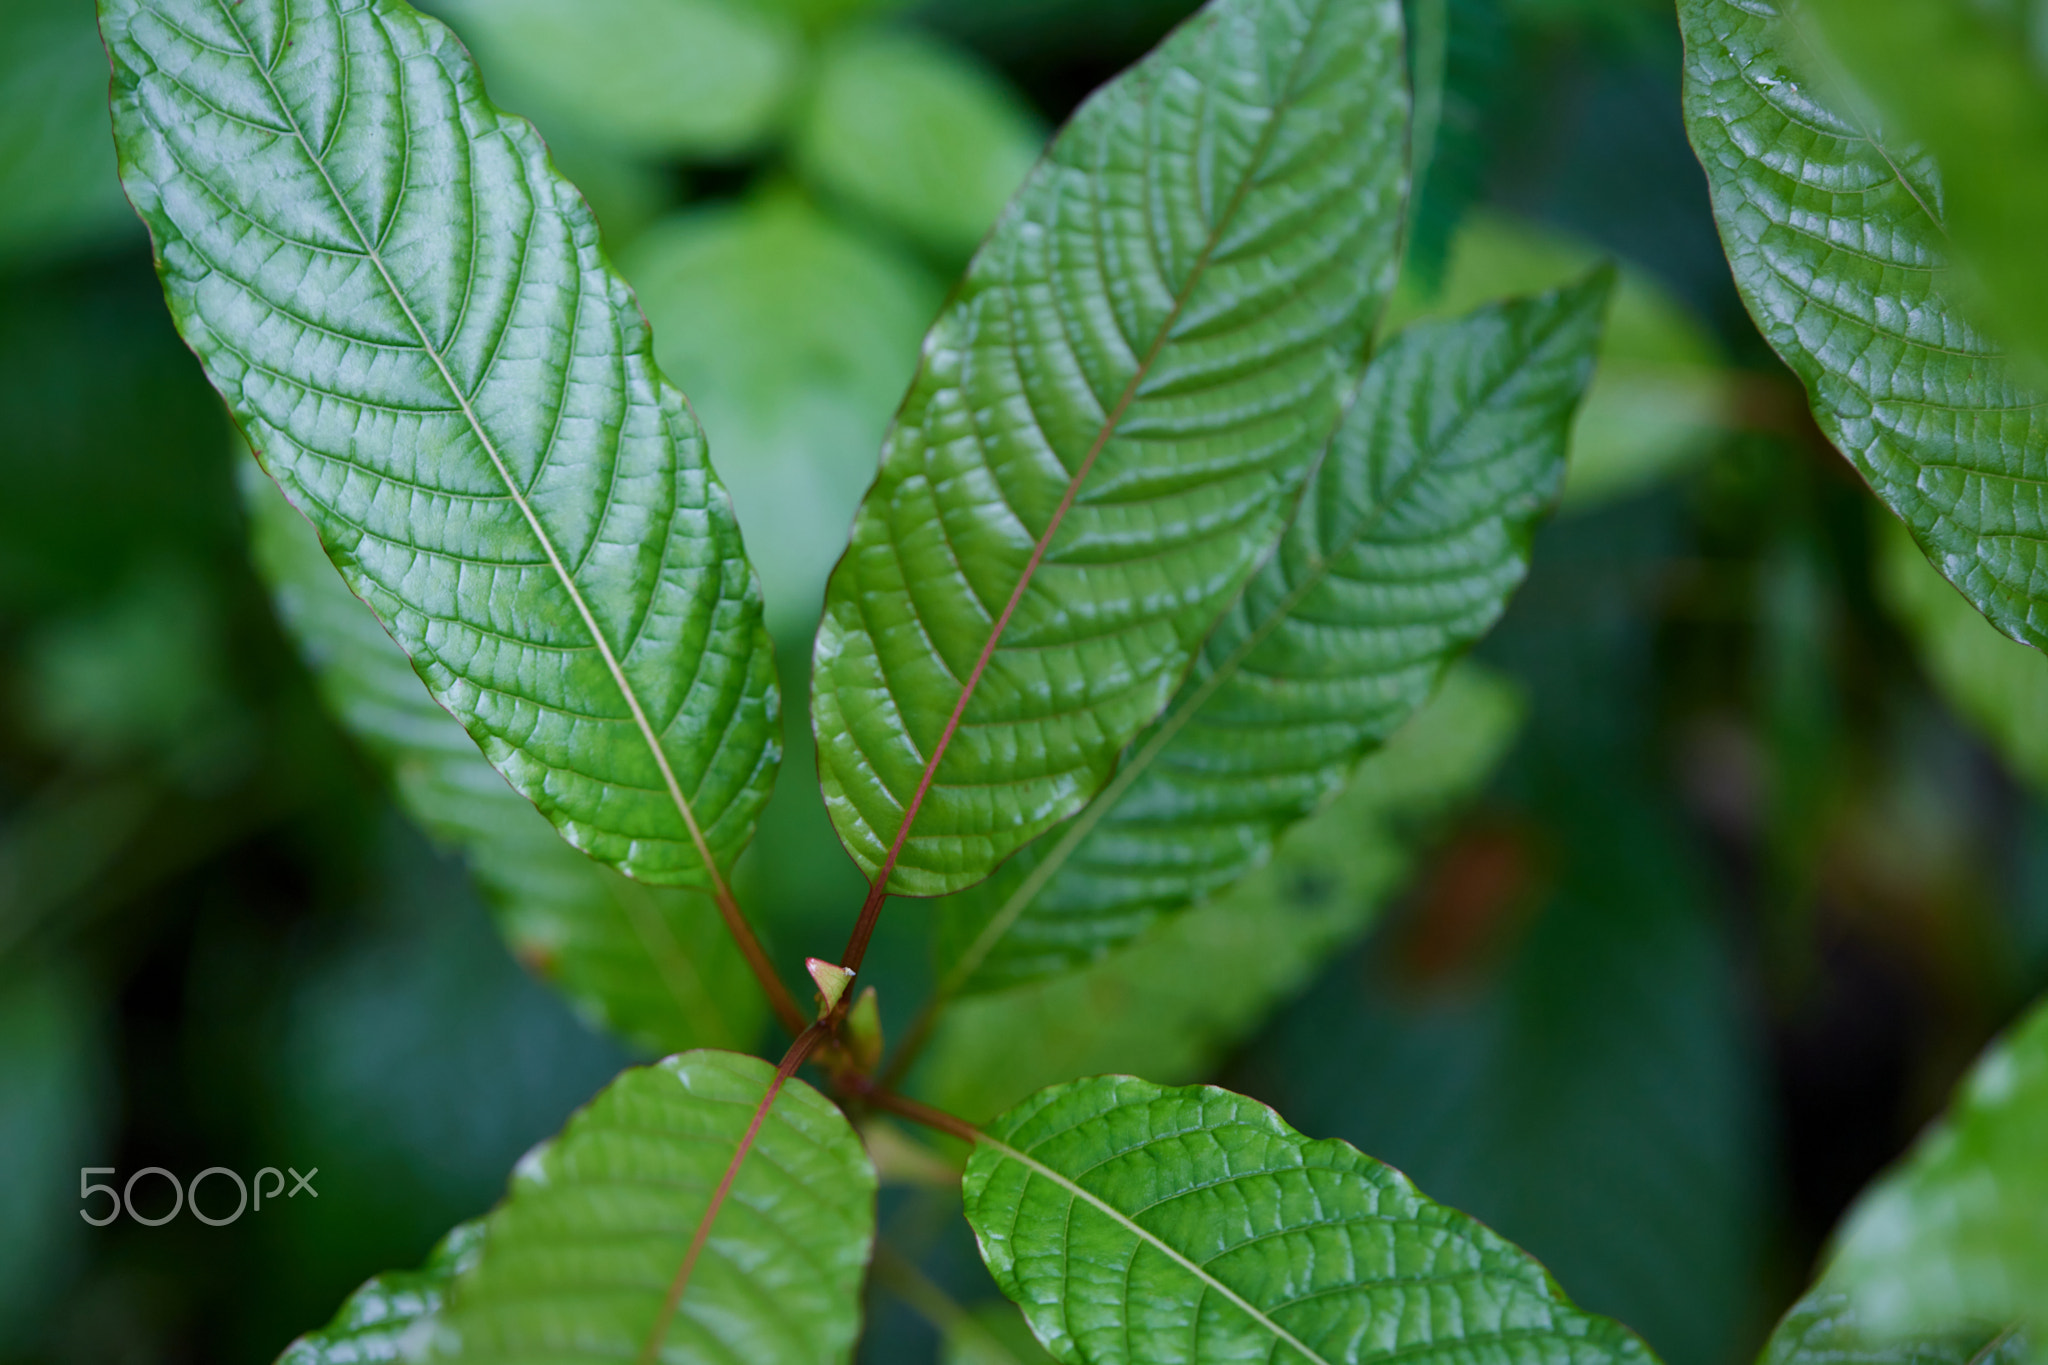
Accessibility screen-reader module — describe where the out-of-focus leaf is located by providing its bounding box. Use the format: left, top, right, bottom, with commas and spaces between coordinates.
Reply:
1384, 212, 1733, 509
0, 962, 110, 1355
1755, 1288, 2029, 1365
1827, 996, 2048, 1346
935, 279, 1604, 992
431, 0, 801, 157
104, 0, 782, 889
811, 0, 1411, 896
1876, 515, 2048, 794
1679, 0, 2048, 649
0, 264, 232, 616
1234, 783, 1771, 1365
244, 467, 763, 1055
622, 194, 943, 642
278, 1222, 484, 1365
919, 665, 1522, 1121
961, 1075, 1658, 1365
1400, 0, 1509, 291
0, 3, 138, 264
795, 26, 1044, 260
1803, 0, 2048, 373
423, 1051, 876, 1364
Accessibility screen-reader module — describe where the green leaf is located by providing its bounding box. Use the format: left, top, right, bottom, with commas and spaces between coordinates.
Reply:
620, 194, 944, 643
1398, 0, 1509, 292
278, 1221, 484, 1365
1802, 0, 2048, 373
429, 0, 802, 157
243, 465, 763, 1055
1875, 514, 2048, 795
1383, 212, 1733, 510
961, 1075, 1658, 1365
1826, 996, 2048, 1347
810, 0, 1411, 897
945, 1303, 1060, 1365
919, 664, 1523, 1121
1755, 1288, 2029, 1365
425, 1050, 877, 1364
1677, 0, 2048, 649
0, 2, 139, 265
795, 26, 1045, 261
104, 0, 781, 890
934, 276, 1604, 993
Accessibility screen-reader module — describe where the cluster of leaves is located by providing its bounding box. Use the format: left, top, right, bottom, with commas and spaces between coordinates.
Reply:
68, 0, 2048, 1361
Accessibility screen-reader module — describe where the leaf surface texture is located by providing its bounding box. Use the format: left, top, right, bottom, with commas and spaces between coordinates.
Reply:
1756, 1289, 2029, 1365
810, 0, 1410, 895
102, 0, 780, 889
1678, 0, 2048, 646
429, 1050, 876, 1363
936, 278, 1603, 991
962, 1075, 1658, 1365
244, 466, 763, 1053
919, 665, 1521, 1120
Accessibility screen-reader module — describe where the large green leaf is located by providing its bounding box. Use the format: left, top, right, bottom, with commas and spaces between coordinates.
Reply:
620, 194, 944, 643
1825, 996, 2048, 1347
961, 1075, 1657, 1365
934, 277, 1603, 993
243, 466, 761, 1055
919, 664, 1521, 1121
0, 1, 140, 265
103, 0, 781, 890
1802, 0, 2048, 373
810, 0, 1411, 897
425, 1050, 877, 1363
1755, 1289, 2029, 1365
1678, 0, 2048, 649
428, 0, 801, 158
794, 26, 1045, 261
279, 1221, 483, 1365
1382, 213, 1733, 510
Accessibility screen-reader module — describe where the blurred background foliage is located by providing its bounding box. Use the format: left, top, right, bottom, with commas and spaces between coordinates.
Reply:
2, 0, 2046, 1361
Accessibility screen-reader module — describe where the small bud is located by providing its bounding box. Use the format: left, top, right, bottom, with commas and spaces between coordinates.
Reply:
846, 986, 884, 1074
806, 958, 855, 1015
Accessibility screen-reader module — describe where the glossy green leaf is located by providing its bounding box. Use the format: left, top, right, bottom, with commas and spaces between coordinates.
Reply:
810, 0, 1411, 896
0, 2, 139, 265
278, 1221, 484, 1365
243, 465, 763, 1055
1756, 1288, 2029, 1365
919, 664, 1522, 1121
934, 277, 1603, 993
429, 0, 801, 157
1876, 515, 2048, 794
1802, 0, 2048, 372
621, 194, 944, 642
1678, 0, 2048, 648
1826, 996, 2048, 1346
427, 1050, 877, 1363
961, 1075, 1658, 1365
1384, 213, 1733, 509
795, 26, 1045, 260
104, 0, 781, 890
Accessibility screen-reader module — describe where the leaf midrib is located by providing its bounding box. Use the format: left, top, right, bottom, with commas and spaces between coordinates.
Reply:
979, 1132, 1333, 1365
862, 0, 1338, 893
206, 0, 723, 875
945, 301, 1577, 993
